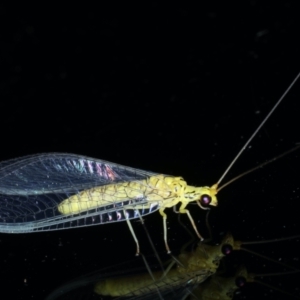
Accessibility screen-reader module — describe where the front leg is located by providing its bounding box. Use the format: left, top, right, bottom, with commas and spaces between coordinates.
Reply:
178, 202, 204, 241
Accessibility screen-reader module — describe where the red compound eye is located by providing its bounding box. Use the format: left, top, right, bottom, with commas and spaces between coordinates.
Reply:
200, 194, 211, 206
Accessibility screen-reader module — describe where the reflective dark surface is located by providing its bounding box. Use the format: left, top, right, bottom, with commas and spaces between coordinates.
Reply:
0, 2, 300, 299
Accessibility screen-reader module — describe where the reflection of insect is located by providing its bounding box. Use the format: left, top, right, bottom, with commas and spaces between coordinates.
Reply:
0, 73, 299, 256
45, 234, 299, 299
186, 266, 288, 300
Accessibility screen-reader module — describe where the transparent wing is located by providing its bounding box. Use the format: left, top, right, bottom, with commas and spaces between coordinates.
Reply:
0, 153, 161, 233
0, 153, 158, 195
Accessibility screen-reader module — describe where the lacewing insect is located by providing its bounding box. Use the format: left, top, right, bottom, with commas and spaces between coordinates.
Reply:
0, 153, 217, 254
0, 73, 299, 255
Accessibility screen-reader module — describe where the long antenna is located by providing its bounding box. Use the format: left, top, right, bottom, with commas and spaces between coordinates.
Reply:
217, 71, 300, 185
217, 144, 300, 192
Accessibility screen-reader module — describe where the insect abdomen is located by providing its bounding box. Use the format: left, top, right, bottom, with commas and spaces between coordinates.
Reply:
57, 175, 186, 214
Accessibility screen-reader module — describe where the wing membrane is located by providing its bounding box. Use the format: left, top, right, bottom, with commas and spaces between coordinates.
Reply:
0, 153, 161, 233
0, 153, 157, 195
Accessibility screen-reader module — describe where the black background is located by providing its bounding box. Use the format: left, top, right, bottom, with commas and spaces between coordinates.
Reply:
0, 2, 300, 299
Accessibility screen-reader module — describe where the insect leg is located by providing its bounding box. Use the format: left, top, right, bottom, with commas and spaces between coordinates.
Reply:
160, 203, 205, 254
125, 209, 140, 255
159, 208, 171, 253
178, 203, 204, 241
